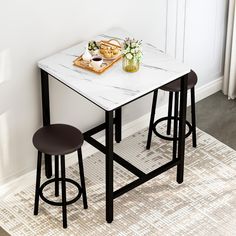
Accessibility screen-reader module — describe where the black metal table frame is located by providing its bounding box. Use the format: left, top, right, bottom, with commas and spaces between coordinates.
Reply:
40, 68, 188, 223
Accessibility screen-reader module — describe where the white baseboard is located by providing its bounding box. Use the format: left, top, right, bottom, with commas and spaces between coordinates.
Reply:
0, 76, 222, 198
195, 77, 223, 103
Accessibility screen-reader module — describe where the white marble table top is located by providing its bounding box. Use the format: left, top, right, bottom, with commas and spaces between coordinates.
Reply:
38, 28, 190, 111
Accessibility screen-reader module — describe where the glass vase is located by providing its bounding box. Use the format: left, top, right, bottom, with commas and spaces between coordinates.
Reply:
122, 56, 140, 72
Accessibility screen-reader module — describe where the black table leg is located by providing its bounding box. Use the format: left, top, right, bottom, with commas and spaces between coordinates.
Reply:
115, 108, 122, 143
146, 90, 158, 150
105, 111, 114, 223
177, 74, 188, 183
40, 69, 52, 179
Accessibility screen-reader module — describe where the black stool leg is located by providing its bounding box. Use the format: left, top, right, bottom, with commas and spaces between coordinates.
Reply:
146, 90, 158, 150
173, 92, 179, 160
34, 151, 42, 215
55, 155, 59, 197
191, 87, 197, 148
60, 155, 67, 229
167, 92, 173, 135
77, 149, 88, 209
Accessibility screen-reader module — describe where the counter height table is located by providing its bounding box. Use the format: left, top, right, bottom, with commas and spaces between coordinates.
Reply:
38, 28, 190, 223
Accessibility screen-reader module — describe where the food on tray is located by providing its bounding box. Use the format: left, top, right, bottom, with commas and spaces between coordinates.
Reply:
99, 40, 121, 59
73, 39, 122, 74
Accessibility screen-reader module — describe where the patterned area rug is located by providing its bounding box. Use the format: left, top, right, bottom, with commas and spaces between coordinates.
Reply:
0, 126, 236, 236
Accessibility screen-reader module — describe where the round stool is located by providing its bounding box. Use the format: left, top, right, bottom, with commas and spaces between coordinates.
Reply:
146, 70, 198, 159
32, 124, 88, 229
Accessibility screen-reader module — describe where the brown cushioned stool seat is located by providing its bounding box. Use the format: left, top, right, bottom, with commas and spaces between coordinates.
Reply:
160, 70, 198, 92
33, 124, 84, 156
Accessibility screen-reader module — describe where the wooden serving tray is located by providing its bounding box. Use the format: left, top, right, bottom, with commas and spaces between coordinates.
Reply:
73, 54, 122, 74
73, 40, 122, 74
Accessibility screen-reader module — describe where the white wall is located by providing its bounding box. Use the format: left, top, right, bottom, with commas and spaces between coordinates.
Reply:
184, 0, 228, 87
0, 0, 228, 184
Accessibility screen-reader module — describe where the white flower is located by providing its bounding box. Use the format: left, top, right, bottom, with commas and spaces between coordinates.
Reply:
131, 49, 135, 54
126, 53, 133, 60
123, 38, 142, 59
123, 49, 129, 54
137, 51, 142, 58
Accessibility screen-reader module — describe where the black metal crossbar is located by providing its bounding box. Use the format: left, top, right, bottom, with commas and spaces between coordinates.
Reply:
113, 159, 180, 199
84, 123, 180, 199
84, 117, 122, 138
83, 122, 106, 137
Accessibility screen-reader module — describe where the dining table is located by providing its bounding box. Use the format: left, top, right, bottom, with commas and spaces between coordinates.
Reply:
38, 28, 190, 223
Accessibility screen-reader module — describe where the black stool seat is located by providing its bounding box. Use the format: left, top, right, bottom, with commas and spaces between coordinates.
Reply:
33, 124, 83, 155
160, 70, 197, 92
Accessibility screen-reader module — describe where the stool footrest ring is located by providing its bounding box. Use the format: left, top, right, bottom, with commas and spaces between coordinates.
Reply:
39, 178, 82, 206
153, 116, 192, 141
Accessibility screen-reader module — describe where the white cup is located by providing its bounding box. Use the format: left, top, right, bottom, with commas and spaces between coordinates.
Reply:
90, 56, 103, 70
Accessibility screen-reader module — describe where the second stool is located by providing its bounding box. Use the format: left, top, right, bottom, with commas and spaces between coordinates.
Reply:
146, 70, 198, 159
33, 124, 88, 228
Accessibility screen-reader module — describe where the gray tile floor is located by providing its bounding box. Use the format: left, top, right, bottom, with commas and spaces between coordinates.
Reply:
187, 91, 236, 150
0, 91, 234, 236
